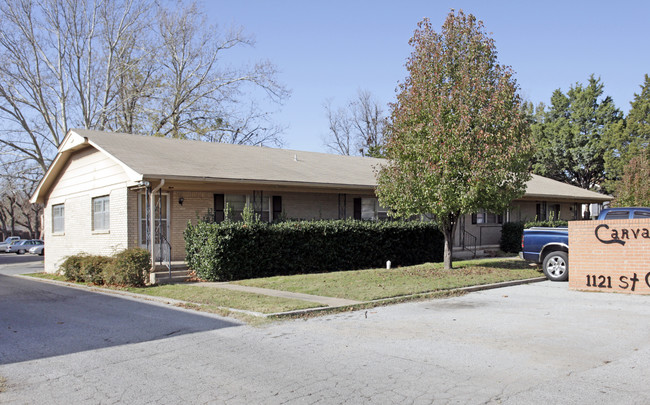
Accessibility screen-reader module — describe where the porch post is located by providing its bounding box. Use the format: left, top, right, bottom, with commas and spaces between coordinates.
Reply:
150, 179, 165, 270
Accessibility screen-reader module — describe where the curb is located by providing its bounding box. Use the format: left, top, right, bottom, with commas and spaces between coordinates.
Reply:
17, 273, 548, 321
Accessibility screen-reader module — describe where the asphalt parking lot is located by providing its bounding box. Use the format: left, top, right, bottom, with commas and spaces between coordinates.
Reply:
2, 261, 650, 404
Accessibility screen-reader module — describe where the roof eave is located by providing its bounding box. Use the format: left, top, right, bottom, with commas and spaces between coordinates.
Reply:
518, 193, 613, 203
30, 129, 144, 204
141, 174, 377, 191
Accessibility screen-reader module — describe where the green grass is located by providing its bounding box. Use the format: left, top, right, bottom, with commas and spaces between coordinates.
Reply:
125, 284, 322, 314
23, 258, 542, 321
235, 258, 542, 301
24, 272, 67, 281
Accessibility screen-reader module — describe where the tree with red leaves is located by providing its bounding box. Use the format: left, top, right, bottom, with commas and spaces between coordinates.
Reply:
377, 10, 533, 269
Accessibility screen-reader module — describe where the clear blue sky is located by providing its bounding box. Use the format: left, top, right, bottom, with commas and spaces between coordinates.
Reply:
205, 0, 649, 153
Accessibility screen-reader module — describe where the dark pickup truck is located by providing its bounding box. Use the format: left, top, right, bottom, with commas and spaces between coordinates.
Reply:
520, 207, 650, 281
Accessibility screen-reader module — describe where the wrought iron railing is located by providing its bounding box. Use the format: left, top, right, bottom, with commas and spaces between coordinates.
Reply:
158, 234, 172, 278
462, 229, 477, 258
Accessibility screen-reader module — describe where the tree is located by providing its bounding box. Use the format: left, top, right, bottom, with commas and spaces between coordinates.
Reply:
0, 0, 153, 173
323, 90, 386, 157
531, 75, 623, 190
612, 151, 650, 207
150, 3, 288, 144
604, 74, 650, 189
376, 11, 532, 270
0, 0, 288, 173
0, 159, 42, 239
0, 0, 288, 238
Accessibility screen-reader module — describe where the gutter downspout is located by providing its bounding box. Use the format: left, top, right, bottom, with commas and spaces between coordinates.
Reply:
150, 179, 165, 271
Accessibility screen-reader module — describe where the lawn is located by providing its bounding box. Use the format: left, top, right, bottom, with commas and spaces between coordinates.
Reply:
125, 284, 322, 314
25, 257, 542, 318
235, 258, 542, 301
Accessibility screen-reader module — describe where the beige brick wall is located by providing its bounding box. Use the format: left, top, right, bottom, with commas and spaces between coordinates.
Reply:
569, 219, 650, 294
44, 186, 130, 273
161, 190, 375, 260
43, 148, 134, 273
169, 191, 213, 261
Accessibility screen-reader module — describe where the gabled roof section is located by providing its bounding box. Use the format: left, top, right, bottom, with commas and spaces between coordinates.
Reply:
524, 174, 613, 203
31, 129, 383, 203
31, 129, 612, 205
69, 129, 383, 187
30, 130, 145, 204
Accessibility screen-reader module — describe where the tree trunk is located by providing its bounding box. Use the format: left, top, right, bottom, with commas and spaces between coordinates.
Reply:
441, 211, 460, 270
442, 226, 455, 270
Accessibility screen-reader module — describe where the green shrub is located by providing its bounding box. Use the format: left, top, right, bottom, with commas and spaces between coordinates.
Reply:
82, 255, 113, 285
61, 254, 88, 282
499, 219, 570, 253
103, 248, 151, 287
524, 219, 568, 228
184, 219, 444, 281
500, 222, 525, 253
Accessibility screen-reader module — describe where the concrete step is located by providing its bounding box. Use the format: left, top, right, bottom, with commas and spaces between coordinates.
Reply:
150, 262, 191, 284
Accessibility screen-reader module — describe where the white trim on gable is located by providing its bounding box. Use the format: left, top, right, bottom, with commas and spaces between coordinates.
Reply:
30, 129, 144, 204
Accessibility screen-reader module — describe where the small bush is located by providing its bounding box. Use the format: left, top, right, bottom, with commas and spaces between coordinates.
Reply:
524, 219, 568, 228
103, 248, 151, 287
59, 248, 150, 287
61, 254, 88, 282
500, 222, 525, 253
82, 255, 112, 285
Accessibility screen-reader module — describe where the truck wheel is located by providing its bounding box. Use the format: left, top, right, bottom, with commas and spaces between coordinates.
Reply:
542, 251, 568, 281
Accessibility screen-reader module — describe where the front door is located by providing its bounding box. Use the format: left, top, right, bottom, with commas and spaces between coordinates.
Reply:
139, 193, 169, 259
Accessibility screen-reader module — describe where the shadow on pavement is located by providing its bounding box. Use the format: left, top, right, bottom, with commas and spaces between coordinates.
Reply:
0, 274, 240, 365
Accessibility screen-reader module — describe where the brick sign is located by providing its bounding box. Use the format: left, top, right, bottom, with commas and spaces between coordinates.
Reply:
569, 219, 650, 294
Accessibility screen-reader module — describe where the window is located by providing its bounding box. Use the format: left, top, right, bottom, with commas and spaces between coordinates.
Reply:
634, 211, 650, 219
361, 198, 376, 220
52, 204, 64, 233
214, 194, 274, 223
472, 210, 503, 225
92, 196, 110, 231
354, 198, 388, 220
605, 210, 629, 220
548, 204, 561, 221
536, 202, 547, 221
226, 194, 247, 221
272, 196, 282, 221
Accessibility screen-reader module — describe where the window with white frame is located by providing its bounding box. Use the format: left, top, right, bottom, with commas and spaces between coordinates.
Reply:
92, 196, 110, 231
225, 194, 247, 221
223, 194, 272, 222
472, 210, 503, 225
52, 204, 64, 233
361, 198, 389, 221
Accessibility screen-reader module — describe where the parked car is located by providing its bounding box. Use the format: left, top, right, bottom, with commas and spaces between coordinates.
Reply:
29, 244, 44, 256
5, 239, 44, 254
520, 207, 650, 281
0, 236, 21, 252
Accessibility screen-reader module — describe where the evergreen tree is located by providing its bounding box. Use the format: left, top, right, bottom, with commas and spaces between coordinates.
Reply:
604, 74, 650, 189
531, 75, 623, 190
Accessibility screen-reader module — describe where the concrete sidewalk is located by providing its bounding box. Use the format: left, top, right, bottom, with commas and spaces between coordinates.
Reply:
195, 282, 362, 307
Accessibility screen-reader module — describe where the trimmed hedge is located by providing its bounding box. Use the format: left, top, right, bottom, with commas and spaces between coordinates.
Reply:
59, 248, 151, 287
184, 220, 444, 281
102, 248, 151, 287
499, 219, 570, 253
499, 222, 525, 253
